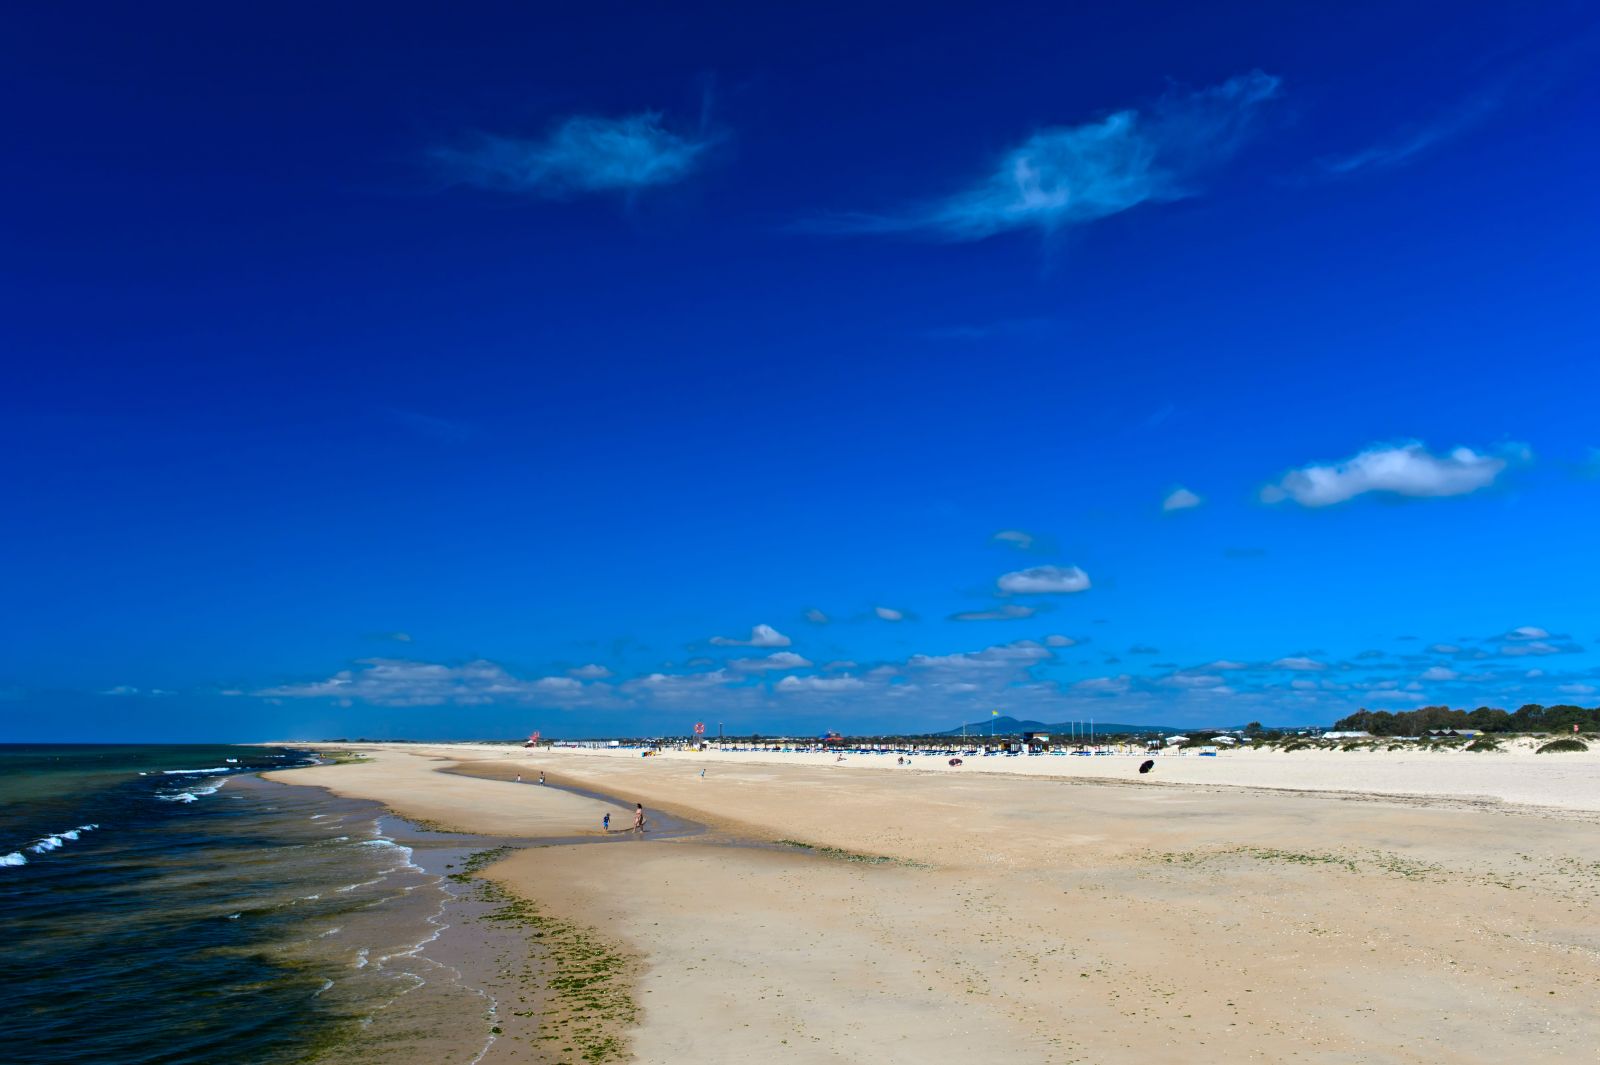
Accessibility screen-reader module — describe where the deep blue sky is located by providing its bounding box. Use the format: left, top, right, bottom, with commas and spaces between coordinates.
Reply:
4, 2, 1598, 740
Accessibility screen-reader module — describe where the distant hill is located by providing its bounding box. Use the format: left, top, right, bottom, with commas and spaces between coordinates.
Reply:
934, 715, 1188, 737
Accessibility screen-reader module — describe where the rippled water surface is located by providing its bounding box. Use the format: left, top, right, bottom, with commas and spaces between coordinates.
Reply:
0, 745, 497, 1065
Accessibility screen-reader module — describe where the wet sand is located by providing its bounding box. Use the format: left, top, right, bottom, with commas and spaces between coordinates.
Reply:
265, 744, 1600, 1063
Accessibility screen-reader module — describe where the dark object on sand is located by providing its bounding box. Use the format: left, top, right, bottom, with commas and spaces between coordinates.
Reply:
1138, 759, 1155, 774
948, 757, 963, 767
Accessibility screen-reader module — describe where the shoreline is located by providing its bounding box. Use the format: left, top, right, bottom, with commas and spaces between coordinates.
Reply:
263, 743, 1600, 1063
263, 750, 664, 1064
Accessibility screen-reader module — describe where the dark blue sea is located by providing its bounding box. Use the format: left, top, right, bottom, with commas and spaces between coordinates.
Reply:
0, 745, 511, 1065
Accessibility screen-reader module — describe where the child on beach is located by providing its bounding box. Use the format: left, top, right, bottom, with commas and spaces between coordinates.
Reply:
603, 812, 610, 831
632, 803, 645, 833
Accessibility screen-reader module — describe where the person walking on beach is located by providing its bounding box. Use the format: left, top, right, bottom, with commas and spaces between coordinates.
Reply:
632, 803, 645, 833
538, 772, 545, 785
603, 812, 611, 832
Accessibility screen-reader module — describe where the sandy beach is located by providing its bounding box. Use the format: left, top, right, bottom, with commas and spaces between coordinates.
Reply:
266, 744, 1600, 1063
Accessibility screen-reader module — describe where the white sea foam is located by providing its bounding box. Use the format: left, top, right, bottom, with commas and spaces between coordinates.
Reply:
159, 792, 199, 803
162, 767, 231, 775
1, 852, 26, 867
225, 758, 239, 763
24, 823, 100, 856
354, 948, 370, 969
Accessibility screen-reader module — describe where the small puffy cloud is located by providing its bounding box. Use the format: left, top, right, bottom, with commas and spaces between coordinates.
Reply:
1162, 487, 1203, 512
433, 112, 715, 198
992, 530, 1034, 550
1420, 666, 1459, 682
730, 651, 813, 672
807, 71, 1280, 241
804, 608, 830, 624
710, 624, 791, 648
949, 604, 1037, 622
1261, 441, 1521, 507
997, 565, 1091, 595
1044, 634, 1077, 648
1271, 656, 1326, 672
1204, 659, 1249, 671
874, 606, 905, 622
776, 674, 867, 693
1428, 643, 1461, 655
1557, 683, 1598, 696
1503, 626, 1550, 641
568, 664, 612, 679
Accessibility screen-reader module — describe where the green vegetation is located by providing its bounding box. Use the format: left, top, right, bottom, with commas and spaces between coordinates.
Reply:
451, 846, 636, 1064
1465, 737, 1502, 752
1333, 702, 1600, 736
775, 840, 929, 868
314, 750, 370, 765
1536, 738, 1589, 754
446, 845, 512, 882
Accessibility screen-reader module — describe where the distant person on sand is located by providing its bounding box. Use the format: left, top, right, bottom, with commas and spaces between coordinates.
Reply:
603, 812, 610, 832
538, 772, 545, 785
632, 803, 645, 833
515, 773, 522, 783
700, 768, 706, 778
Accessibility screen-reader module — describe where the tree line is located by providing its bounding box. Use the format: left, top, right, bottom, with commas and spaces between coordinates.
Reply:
1332, 703, 1599, 736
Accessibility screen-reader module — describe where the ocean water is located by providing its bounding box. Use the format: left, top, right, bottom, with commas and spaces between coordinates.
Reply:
0, 745, 505, 1065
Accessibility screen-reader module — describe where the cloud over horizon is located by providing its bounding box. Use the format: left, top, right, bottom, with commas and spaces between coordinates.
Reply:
803, 71, 1280, 241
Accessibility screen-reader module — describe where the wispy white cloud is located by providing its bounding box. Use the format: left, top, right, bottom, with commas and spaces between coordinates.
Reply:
1162, 487, 1203, 512
568, 663, 612, 679
1271, 656, 1327, 672
874, 606, 905, 622
434, 112, 716, 198
992, 529, 1035, 550
1321, 89, 1503, 176
1261, 441, 1523, 507
949, 604, 1037, 622
803, 608, 830, 624
710, 624, 792, 648
804, 71, 1280, 241
909, 641, 1053, 670
1044, 635, 1078, 648
997, 565, 1091, 595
